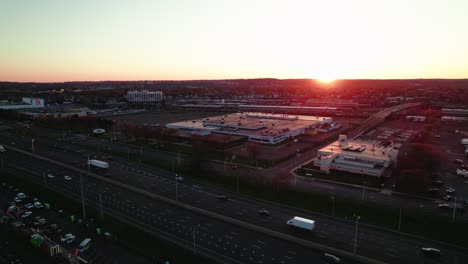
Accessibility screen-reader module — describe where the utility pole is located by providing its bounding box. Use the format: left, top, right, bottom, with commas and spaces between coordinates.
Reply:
80, 173, 86, 219
398, 208, 402, 231
31, 139, 35, 153
354, 216, 360, 255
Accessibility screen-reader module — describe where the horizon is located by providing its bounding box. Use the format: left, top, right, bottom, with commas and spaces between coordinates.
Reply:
1, 0, 468, 82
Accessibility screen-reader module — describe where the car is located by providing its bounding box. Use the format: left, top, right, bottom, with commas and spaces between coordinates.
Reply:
433, 180, 444, 187
61, 233, 76, 243
13, 197, 22, 203
64, 176, 72, 181
7, 205, 17, 213
21, 211, 32, 218
217, 195, 229, 201
438, 204, 450, 210
25, 203, 34, 209
258, 209, 270, 216
38, 218, 47, 225
323, 253, 341, 263
443, 195, 452, 201
455, 159, 464, 164
175, 176, 184, 181
17, 193, 26, 199
0, 145, 5, 152
34, 202, 43, 208
446, 188, 455, 194
33, 197, 39, 202
47, 174, 55, 179
421, 247, 441, 257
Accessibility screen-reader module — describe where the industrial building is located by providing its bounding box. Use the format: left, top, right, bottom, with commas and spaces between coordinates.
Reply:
166, 112, 338, 145
127, 90, 163, 103
0, 97, 44, 110
313, 135, 399, 177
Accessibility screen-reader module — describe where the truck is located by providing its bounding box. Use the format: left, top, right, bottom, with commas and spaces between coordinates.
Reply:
287, 216, 315, 231
87, 159, 109, 169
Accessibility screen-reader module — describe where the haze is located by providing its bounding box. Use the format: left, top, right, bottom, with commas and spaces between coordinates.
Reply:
1, 0, 468, 82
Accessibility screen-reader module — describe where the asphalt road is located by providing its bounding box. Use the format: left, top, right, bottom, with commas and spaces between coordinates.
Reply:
1, 133, 468, 263
1, 149, 356, 264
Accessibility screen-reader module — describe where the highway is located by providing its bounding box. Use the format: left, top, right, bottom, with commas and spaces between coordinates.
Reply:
1, 132, 468, 263
2, 149, 342, 264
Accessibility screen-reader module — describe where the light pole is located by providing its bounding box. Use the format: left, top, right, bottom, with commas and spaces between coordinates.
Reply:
452, 197, 457, 223
80, 172, 86, 219
354, 215, 360, 255
193, 226, 198, 255
398, 208, 402, 231
175, 173, 179, 201
87, 155, 91, 172
362, 181, 366, 200
31, 139, 35, 153
99, 193, 104, 219
331, 196, 335, 217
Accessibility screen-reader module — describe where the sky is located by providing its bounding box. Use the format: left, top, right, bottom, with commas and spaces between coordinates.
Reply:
1, 0, 468, 82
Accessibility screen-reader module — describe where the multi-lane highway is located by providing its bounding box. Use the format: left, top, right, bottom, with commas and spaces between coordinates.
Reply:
2, 149, 342, 264
1, 130, 468, 264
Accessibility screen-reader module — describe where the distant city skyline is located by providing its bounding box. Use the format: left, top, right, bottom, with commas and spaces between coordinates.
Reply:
1, 0, 468, 82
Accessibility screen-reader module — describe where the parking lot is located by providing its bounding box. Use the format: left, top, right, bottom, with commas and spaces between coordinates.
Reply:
1, 182, 152, 264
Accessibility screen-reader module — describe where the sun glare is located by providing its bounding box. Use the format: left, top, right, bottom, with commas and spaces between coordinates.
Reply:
317, 78, 335, 84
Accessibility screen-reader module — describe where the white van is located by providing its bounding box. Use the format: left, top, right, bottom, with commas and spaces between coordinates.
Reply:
0, 145, 5, 152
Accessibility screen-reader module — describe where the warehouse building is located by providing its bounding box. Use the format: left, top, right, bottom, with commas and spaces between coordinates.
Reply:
127, 90, 163, 103
166, 112, 337, 145
313, 135, 399, 177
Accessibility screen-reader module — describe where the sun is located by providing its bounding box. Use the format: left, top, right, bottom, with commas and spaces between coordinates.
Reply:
317, 78, 336, 84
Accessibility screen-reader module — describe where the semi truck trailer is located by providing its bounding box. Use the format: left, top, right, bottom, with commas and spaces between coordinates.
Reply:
287, 216, 315, 231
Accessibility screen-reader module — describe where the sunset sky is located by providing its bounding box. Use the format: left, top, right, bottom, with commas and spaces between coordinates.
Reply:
1, 0, 467, 82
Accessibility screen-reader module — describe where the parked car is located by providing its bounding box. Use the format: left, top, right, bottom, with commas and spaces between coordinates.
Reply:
25, 203, 34, 209
64, 176, 72, 181
21, 211, 32, 218
443, 195, 452, 201
34, 202, 43, 208
47, 174, 55, 179
446, 188, 456, 194
17, 193, 26, 199
61, 233, 76, 243
433, 180, 444, 187
13, 197, 22, 203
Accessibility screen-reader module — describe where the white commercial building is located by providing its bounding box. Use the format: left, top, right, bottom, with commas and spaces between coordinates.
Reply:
313, 135, 399, 177
0, 97, 44, 110
166, 112, 336, 145
127, 91, 163, 103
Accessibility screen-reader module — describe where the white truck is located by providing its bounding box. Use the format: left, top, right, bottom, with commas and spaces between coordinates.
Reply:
87, 159, 109, 169
0, 145, 5, 152
287, 216, 316, 231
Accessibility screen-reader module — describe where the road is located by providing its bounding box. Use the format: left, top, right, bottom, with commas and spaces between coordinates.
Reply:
1, 133, 468, 263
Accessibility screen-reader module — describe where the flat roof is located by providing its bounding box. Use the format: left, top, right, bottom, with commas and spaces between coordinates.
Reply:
318, 139, 394, 160
167, 112, 329, 137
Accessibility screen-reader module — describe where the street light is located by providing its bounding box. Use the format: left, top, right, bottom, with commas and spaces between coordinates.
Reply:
331, 196, 335, 217
31, 139, 35, 153
362, 181, 367, 200
175, 173, 179, 201
354, 215, 360, 255
193, 225, 200, 255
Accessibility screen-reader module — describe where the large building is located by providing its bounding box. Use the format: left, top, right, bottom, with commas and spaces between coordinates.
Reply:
313, 135, 398, 177
0, 97, 44, 110
127, 91, 163, 103
166, 112, 338, 145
